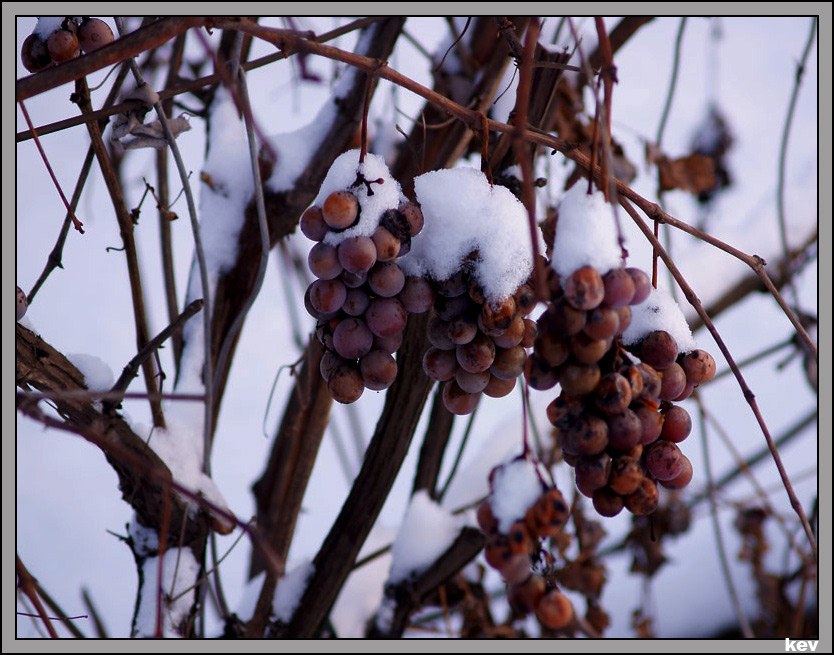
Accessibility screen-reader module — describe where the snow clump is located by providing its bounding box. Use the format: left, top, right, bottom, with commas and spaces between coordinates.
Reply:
403, 167, 538, 305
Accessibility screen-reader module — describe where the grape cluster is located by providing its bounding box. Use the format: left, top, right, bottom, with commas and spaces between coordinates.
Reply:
476, 459, 575, 631
21, 18, 114, 73
421, 264, 538, 415
303, 188, 432, 404
527, 264, 716, 517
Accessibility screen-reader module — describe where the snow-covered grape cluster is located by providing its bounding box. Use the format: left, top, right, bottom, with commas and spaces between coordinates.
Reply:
302, 154, 433, 404
21, 17, 114, 73
476, 457, 575, 631
527, 183, 717, 518
421, 266, 537, 415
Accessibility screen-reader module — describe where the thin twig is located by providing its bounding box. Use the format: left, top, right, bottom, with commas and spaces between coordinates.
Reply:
776, 17, 817, 307
106, 299, 204, 407
17, 101, 84, 233
81, 588, 108, 638
15, 556, 59, 638
656, 18, 687, 149
31, 581, 87, 639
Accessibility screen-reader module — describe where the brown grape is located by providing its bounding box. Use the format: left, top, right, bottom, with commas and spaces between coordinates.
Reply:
442, 379, 480, 415
342, 287, 370, 317
367, 261, 405, 297
592, 487, 624, 517
483, 375, 516, 398
606, 408, 643, 451
636, 404, 664, 445
47, 29, 80, 62
483, 533, 514, 570
570, 333, 611, 365
514, 283, 538, 316
476, 500, 498, 534
434, 271, 468, 297
546, 394, 584, 429
679, 349, 717, 385
658, 362, 687, 401
523, 353, 559, 391
575, 453, 612, 494
608, 456, 643, 495
338, 236, 377, 274
332, 317, 373, 360
489, 345, 526, 381
521, 318, 538, 348
447, 314, 478, 345
507, 520, 534, 555
427, 314, 456, 350
365, 297, 407, 337
614, 306, 632, 335
456, 333, 495, 374
565, 413, 608, 456
626, 267, 652, 305
583, 306, 620, 340
534, 331, 570, 368
624, 477, 659, 515
480, 296, 517, 333
559, 362, 602, 397
21, 34, 52, 72
602, 268, 636, 307
456, 368, 491, 393
307, 242, 343, 280
542, 297, 586, 337
322, 190, 359, 229
399, 201, 424, 235
399, 277, 435, 314
309, 279, 347, 316
564, 265, 605, 311
371, 225, 400, 261
319, 350, 346, 382
373, 331, 403, 354
340, 269, 367, 289
359, 350, 398, 390
594, 372, 633, 416
327, 364, 364, 404
638, 363, 663, 400
77, 17, 114, 52
423, 347, 458, 381
536, 589, 574, 630
300, 205, 328, 241
645, 440, 684, 481
658, 455, 693, 490
492, 314, 525, 348
525, 488, 569, 538
498, 553, 534, 585
639, 330, 679, 370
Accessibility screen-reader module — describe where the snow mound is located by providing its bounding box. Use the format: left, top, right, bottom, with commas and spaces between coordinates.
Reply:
388, 490, 463, 584
552, 182, 624, 278
622, 286, 698, 353
404, 167, 537, 304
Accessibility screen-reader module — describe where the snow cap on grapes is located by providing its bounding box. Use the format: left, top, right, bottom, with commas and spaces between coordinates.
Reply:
405, 167, 539, 305
490, 458, 547, 533
552, 182, 623, 278
314, 150, 404, 246
622, 286, 698, 353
